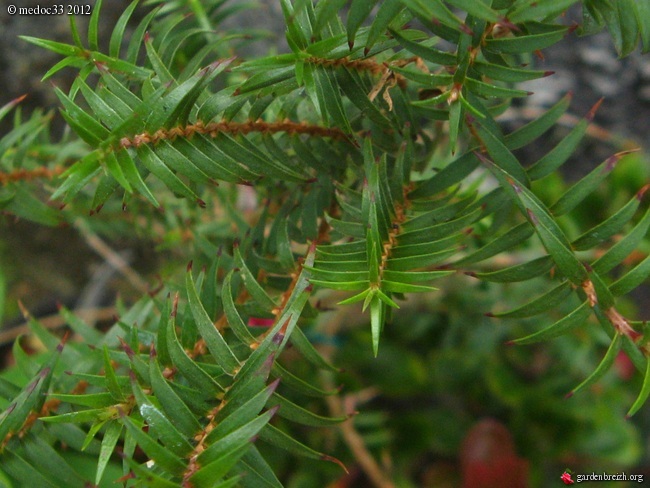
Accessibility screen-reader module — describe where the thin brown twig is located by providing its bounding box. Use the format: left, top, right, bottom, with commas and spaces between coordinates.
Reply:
317, 297, 395, 488
73, 219, 150, 294
322, 373, 394, 488
0, 306, 117, 346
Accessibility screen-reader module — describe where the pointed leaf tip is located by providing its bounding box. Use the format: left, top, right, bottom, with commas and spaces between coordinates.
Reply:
187, 260, 193, 272
605, 155, 619, 171
268, 378, 281, 392
321, 454, 348, 473
604, 148, 638, 172
119, 337, 135, 358
56, 331, 70, 352
9, 94, 28, 107
626, 357, 650, 417
17, 300, 31, 319
637, 184, 650, 201
586, 98, 604, 122
565, 391, 574, 399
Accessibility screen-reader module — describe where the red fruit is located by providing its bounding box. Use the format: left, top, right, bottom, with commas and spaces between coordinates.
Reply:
460, 419, 529, 488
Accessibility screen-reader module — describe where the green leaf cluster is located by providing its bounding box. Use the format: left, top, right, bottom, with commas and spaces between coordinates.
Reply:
1, 0, 649, 486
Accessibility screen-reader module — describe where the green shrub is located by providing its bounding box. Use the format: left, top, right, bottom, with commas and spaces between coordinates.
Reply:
1, 1, 649, 486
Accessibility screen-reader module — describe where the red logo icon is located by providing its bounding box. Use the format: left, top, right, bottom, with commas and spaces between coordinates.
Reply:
561, 470, 574, 485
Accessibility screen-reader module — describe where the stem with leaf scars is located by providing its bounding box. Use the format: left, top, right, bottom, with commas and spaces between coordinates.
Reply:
117, 119, 351, 151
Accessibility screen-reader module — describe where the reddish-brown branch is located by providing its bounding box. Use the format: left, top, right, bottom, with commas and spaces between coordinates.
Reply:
118, 119, 350, 150
0, 165, 64, 186
305, 55, 423, 90
183, 400, 224, 488
181, 254, 316, 485
306, 56, 388, 75
377, 201, 409, 282
581, 278, 642, 342
118, 55, 426, 155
